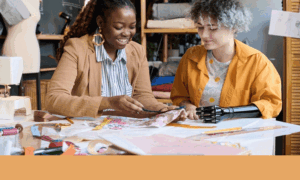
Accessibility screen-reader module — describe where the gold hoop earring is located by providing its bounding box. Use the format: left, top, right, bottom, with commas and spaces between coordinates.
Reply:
93, 28, 105, 46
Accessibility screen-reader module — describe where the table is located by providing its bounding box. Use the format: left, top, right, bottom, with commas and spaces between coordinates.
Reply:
1, 111, 298, 155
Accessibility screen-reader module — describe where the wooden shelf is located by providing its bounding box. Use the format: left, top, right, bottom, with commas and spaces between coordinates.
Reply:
40, 67, 56, 72
0, 34, 64, 40
37, 34, 64, 40
141, 0, 199, 62
143, 28, 198, 34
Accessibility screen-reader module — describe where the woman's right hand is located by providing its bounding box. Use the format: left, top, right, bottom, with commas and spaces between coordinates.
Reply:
100, 95, 144, 113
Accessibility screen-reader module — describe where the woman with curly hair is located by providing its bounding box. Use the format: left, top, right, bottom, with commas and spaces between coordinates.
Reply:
171, 0, 282, 121
46, 0, 177, 118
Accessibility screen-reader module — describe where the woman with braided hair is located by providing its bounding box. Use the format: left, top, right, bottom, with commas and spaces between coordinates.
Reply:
46, 0, 178, 118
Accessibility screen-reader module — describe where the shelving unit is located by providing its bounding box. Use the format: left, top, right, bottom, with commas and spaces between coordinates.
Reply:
140, 0, 198, 62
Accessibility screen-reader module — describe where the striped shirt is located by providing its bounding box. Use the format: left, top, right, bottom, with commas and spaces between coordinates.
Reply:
94, 30, 133, 98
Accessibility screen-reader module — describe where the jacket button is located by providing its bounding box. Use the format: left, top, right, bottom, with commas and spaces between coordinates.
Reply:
198, 88, 202, 91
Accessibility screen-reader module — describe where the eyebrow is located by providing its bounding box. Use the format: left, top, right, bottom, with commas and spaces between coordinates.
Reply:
113, 21, 136, 24
197, 23, 218, 26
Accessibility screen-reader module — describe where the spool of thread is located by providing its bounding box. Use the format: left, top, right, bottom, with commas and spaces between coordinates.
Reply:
15, 124, 23, 133
2, 128, 18, 136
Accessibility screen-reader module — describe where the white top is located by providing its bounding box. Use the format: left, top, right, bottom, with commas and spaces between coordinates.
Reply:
199, 50, 231, 107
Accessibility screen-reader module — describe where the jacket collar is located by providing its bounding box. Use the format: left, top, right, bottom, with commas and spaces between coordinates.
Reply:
186, 39, 260, 94
187, 39, 258, 61
187, 39, 259, 70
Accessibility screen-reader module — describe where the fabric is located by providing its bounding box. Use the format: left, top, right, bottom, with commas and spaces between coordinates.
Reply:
158, 61, 180, 76
152, 91, 171, 99
151, 76, 174, 86
147, 18, 195, 29
94, 32, 132, 98
88, 109, 184, 129
199, 50, 231, 106
46, 34, 166, 118
0, 0, 31, 26
152, 3, 191, 20
170, 39, 282, 119
152, 84, 173, 92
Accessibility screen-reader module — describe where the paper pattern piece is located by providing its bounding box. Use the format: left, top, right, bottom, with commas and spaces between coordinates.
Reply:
269, 10, 300, 38
102, 134, 249, 155
30, 125, 41, 137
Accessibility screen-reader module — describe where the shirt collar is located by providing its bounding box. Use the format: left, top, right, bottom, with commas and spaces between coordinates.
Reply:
94, 28, 127, 63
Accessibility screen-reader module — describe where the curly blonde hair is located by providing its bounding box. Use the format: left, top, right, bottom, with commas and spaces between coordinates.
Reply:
56, 0, 136, 61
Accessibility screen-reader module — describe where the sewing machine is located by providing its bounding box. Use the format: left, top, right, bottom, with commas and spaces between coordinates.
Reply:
0, 56, 32, 120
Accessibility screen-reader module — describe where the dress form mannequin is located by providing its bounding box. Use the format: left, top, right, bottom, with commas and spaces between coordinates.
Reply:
2, 0, 41, 74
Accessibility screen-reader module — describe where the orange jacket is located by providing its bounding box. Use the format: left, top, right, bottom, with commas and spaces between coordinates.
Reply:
171, 39, 282, 119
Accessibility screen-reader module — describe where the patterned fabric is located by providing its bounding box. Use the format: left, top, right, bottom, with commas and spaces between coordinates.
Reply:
94, 29, 133, 98
199, 50, 231, 106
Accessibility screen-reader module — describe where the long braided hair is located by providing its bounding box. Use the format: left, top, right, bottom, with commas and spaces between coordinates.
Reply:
56, 0, 136, 62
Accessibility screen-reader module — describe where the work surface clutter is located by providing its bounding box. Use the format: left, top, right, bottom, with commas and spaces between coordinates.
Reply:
0, 109, 300, 156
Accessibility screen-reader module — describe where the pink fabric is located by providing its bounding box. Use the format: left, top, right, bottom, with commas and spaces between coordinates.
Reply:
125, 134, 247, 155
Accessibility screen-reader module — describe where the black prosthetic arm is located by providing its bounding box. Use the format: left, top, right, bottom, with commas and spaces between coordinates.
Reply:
195, 105, 262, 123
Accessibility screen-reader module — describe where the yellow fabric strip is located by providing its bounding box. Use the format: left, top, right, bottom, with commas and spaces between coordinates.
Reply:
93, 118, 112, 130
167, 123, 216, 129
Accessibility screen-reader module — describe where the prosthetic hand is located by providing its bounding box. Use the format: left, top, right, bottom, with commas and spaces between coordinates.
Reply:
196, 105, 262, 123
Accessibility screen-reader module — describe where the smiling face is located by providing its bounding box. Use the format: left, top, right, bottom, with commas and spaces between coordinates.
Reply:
196, 17, 235, 51
97, 7, 136, 54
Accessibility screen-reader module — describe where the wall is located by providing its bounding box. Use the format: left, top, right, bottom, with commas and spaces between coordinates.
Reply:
236, 0, 283, 78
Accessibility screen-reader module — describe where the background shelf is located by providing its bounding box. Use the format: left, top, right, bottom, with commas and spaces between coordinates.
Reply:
0, 34, 64, 40
143, 28, 198, 34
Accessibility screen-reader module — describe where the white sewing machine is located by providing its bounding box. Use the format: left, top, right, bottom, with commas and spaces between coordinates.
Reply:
0, 57, 32, 120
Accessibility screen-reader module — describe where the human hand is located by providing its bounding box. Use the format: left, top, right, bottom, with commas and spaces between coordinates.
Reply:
103, 95, 144, 113
185, 104, 199, 120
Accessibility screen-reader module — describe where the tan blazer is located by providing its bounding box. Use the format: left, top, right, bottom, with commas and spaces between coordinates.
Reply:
46, 34, 166, 117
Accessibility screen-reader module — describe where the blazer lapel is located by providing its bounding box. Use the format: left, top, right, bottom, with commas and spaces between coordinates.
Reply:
125, 46, 137, 84
86, 35, 102, 97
